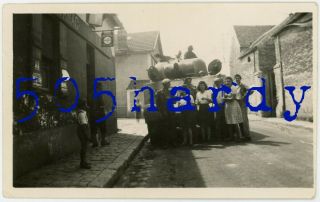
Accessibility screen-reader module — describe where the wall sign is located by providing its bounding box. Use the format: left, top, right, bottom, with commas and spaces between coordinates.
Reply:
101, 30, 114, 47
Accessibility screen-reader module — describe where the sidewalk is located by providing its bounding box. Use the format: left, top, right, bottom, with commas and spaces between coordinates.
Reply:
14, 119, 148, 188
248, 114, 313, 130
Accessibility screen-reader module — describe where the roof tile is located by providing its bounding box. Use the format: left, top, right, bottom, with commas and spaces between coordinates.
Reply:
127, 31, 159, 52
234, 25, 274, 48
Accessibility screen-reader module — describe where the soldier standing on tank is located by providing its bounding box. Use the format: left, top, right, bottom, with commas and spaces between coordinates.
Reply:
156, 79, 176, 148
184, 45, 197, 59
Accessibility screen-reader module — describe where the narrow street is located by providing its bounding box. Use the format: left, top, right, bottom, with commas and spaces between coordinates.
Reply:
114, 117, 313, 188
7, 8, 315, 200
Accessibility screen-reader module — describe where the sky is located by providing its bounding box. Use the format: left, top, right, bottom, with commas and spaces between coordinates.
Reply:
105, 3, 308, 74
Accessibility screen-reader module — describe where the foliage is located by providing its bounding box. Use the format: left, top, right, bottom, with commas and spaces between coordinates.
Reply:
13, 94, 76, 135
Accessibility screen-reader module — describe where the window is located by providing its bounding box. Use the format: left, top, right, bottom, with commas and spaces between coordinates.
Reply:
31, 46, 43, 88
39, 15, 59, 92
61, 60, 69, 94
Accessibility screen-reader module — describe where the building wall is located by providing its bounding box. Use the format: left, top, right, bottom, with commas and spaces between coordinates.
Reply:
257, 41, 277, 117
229, 28, 279, 117
65, 25, 87, 99
13, 14, 32, 110
238, 53, 267, 116
258, 43, 277, 71
13, 14, 118, 180
276, 24, 313, 121
13, 124, 79, 181
115, 53, 151, 117
229, 34, 261, 116
229, 34, 241, 77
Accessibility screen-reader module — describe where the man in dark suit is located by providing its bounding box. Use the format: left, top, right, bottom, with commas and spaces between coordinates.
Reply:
89, 83, 109, 147
156, 79, 176, 147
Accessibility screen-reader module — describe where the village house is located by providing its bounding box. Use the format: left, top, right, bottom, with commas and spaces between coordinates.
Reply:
233, 13, 313, 121
229, 25, 276, 117
13, 14, 123, 180
270, 13, 312, 121
114, 30, 163, 118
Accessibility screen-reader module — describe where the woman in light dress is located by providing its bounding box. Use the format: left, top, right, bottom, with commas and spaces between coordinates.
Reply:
234, 74, 252, 141
223, 77, 243, 142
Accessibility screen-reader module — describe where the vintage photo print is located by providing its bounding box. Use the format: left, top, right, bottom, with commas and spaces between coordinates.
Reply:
2, 2, 317, 199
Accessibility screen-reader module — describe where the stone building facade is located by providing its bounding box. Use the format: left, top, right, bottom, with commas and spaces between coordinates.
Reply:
272, 13, 313, 121
229, 13, 313, 121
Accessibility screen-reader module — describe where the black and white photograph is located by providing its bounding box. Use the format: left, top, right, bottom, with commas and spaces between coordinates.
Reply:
2, 2, 317, 199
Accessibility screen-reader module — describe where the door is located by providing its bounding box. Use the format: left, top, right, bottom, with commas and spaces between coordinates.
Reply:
86, 45, 95, 108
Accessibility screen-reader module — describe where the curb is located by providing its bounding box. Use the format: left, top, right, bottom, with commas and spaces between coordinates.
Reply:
106, 134, 149, 187
87, 134, 149, 188
265, 120, 313, 131
249, 115, 313, 131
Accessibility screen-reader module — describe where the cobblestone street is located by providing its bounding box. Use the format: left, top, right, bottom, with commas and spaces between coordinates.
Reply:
14, 119, 148, 187
14, 115, 313, 188
115, 116, 313, 188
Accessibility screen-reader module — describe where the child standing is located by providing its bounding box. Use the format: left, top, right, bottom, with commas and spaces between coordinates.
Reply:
76, 100, 91, 169
135, 98, 142, 123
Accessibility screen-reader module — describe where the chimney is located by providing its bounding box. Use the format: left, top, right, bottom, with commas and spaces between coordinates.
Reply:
115, 29, 128, 53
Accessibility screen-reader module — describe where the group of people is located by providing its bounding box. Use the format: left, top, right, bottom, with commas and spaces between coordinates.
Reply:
75, 74, 252, 168
147, 74, 251, 148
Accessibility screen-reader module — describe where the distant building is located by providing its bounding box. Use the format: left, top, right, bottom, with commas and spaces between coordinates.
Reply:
114, 30, 163, 118
229, 25, 276, 117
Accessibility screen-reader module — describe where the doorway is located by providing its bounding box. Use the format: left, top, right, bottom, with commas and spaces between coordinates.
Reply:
86, 44, 95, 108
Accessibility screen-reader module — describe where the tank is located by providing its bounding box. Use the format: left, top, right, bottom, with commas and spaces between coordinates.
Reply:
208, 59, 222, 75
147, 58, 208, 81
147, 65, 165, 82
178, 58, 207, 77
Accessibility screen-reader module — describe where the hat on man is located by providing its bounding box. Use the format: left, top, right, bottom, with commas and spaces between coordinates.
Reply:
213, 77, 222, 82
183, 77, 192, 83
162, 78, 171, 84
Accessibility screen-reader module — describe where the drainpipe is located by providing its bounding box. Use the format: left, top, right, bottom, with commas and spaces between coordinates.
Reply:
276, 35, 286, 115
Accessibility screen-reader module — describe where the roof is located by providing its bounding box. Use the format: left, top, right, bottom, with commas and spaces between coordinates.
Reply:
126, 79, 150, 90
271, 13, 311, 37
105, 14, 125, 29
239, 13, 311, 58
127, 31, 160, 53
234, 25, 274, 48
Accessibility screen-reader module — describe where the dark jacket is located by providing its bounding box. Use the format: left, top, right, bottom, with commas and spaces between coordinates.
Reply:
156, 88, 173, 117
184, 51, 197, 59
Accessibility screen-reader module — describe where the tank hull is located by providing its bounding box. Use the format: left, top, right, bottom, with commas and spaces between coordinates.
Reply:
147, 75, 218, 94
147, 58, 208, 82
